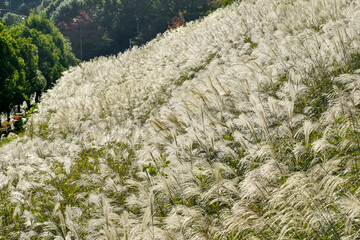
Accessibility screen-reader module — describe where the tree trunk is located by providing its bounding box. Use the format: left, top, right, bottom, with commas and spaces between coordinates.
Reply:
6, 110, 10, 122
26, 100, 31, 111
35, 90, 42, 103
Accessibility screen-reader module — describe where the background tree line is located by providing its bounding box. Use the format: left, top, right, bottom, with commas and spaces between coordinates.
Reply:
2, 0, 237, 60
46, 0, 237, 60
0, 14, 78, 120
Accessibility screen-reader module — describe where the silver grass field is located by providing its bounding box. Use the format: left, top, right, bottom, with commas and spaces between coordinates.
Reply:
1, 0, 360, 239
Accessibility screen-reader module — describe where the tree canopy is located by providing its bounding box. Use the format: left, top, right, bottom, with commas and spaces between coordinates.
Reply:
0, 19, 25, 116
0, 14, 78, 118
2, 0, 236, 60
38, 0, 235, 60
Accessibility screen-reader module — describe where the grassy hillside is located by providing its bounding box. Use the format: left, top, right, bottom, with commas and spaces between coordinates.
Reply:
1, 0, 360, 239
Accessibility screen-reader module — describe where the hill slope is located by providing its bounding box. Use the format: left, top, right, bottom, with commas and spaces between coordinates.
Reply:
1, 0, 360, 239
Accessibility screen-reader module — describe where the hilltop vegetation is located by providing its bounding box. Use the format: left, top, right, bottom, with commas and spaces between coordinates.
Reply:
2, 0, 235, 60
1, 0, 360, 239
43, 0, 235, 60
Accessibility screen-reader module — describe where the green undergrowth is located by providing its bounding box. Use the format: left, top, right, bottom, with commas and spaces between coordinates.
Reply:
0, 141, 141, 237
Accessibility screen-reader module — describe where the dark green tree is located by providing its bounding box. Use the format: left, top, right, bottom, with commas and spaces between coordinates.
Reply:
14, 13, 78, 94
33, 0, 233, 59
10, 26, 46, 108
2, 12, 24, 26
0, 1, 6, 8
0, 20, 26, 119
0, 12, 78, 117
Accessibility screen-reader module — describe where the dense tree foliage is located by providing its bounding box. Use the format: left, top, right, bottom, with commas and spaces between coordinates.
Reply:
2, 12, 23, 26
16, 14, 78, 88
0, 20, 25, 117
0, 1, 6, 8
1, 0, 41, 16
0, 14, 78, 118
2, 0, 237, 60
2, 0, 236, 60
37, 0, 236, 60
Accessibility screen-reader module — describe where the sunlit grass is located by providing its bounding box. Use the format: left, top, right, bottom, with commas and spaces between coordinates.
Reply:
1, 0, 360, 239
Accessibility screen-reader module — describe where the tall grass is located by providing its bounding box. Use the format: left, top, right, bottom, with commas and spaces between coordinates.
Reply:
1, 0, 360, 238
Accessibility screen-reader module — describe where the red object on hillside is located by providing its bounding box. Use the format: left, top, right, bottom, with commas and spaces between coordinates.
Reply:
1, 115, 24, 135
12, 115, 23, 121
168, 12, 186, 30
0, 121, 11, 135
57, 10, 109, 60
1, 121, 10, 128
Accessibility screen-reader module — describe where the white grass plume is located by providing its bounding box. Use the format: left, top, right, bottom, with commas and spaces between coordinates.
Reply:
2, 0, 360, 238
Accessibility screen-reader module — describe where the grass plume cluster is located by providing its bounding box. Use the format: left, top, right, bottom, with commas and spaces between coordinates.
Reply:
1, 0, 360, 239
